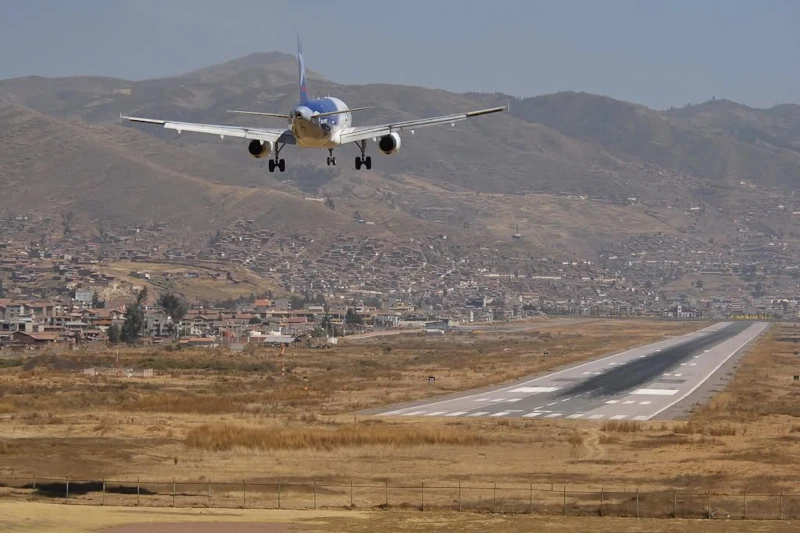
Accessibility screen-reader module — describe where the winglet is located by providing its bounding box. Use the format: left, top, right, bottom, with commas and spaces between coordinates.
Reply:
297, 33, 309, 104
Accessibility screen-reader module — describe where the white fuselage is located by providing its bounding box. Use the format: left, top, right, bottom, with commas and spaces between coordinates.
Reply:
289, 96, 350, 148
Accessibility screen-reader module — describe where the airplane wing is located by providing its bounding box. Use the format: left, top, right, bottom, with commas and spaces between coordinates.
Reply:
338, 105, 506, 144
121, 115, 296, 144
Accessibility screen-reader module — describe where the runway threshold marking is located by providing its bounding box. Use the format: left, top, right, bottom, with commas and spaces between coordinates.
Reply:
632, 388, 679, 396
510, 386, 561, 393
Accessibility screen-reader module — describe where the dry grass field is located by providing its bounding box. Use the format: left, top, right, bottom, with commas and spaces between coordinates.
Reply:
0, 319, 700, 483
4, 319, 800, 527
2, 501, 798, 533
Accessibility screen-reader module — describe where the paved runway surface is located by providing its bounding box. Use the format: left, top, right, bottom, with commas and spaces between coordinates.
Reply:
374, 321, 768, 421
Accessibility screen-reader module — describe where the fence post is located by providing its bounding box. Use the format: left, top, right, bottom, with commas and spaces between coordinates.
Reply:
743, 491, 747, 520
563, 485, 567, 516
172, 478, 176, 508
673, 490, 677, 518
384, 480, 388, 508
278, 481, 282, 509
707, 489, 711, 519
600, 487, 604, 517
102, 478, 106, 506
65, 476, 69, 503
458, 482, 462, 512
420, 481, 424, 512
780, 491, 783, 520
313, 480, 317, 510
32, 473, 36, 501
493, 482, 497, 514
636, 488, 639, 518
243, 480, 247, 509
207, 478, 211, 508
136, 477, 140, 506
349, 480, 353, 509
530, 484, 534, 515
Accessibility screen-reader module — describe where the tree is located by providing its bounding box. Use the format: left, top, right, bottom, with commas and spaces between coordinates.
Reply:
120, 303, 144, 344
107, 323, 121, 344
137, 286, 149, 307
695, 280, 704, 289
752, 282, 765, 297
158, 292, 188, 338
92, 291, 105, 309
249, 316, 262, 325
345, 308, 363, 325
0, 278, 4, 298
121, 288, 148, 344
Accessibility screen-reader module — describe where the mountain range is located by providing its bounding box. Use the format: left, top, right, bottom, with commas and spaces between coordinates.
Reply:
0, 52, 798, 262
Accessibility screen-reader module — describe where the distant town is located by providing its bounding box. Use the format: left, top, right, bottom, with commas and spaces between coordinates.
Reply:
1, 207, 798, 350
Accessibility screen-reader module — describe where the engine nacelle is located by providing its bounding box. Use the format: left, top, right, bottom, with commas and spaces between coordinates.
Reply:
248, 139, 273, 159
378, 133, 401, 155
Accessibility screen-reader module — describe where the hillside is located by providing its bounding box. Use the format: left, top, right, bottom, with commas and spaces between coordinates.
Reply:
469, 92, 800, 192
0, 101, 350, 243
1, 52, 799, 268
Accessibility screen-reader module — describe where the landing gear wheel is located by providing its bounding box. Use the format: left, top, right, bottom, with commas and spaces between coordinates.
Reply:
268, 160, 276, 173
278, 159, 286, 172
364, 156, 372, 170
355, 157, 362, 170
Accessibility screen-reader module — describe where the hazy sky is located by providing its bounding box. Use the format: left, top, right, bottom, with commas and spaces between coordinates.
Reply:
1, 0, 798, 109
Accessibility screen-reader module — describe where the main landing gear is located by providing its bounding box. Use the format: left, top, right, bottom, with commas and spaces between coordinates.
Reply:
354, 139, 371, 170
326, 148, 336, 166
268, 143, 286, 173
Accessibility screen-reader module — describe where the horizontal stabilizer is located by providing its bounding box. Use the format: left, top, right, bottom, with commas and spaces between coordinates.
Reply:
313, 106, 372, 118
227, 110, 291, 119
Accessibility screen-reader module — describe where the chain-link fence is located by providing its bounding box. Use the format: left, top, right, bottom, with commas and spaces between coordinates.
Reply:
1, 476, 797, 519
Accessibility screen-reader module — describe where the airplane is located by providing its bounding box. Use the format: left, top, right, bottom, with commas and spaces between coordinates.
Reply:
121, 35, 507, 173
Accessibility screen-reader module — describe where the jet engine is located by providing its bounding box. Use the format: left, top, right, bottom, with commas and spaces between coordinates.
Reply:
248, 139, 273, 159
378, 133, 401, 155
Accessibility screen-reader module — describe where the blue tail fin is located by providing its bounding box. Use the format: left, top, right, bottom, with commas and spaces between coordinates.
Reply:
297, 33, 309, 104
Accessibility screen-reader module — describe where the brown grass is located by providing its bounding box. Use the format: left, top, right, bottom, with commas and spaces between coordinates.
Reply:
600, 420, 643, 433
8, 319, 799, 497
184, 423, 487, 451
672, 421, 737, 437
567, 431, 585, 447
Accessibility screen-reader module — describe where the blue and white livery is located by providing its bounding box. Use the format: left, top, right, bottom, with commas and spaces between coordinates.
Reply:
122, 35, 506, 172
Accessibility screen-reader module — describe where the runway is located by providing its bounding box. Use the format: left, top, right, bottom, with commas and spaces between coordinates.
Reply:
373, 321, 769, 421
